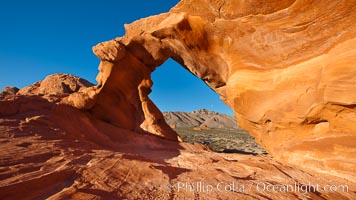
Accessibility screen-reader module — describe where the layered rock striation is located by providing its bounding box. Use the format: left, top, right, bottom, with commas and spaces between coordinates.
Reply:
0, 85, 354, 198
1, 0, 356, 199
62, 0, 356, 180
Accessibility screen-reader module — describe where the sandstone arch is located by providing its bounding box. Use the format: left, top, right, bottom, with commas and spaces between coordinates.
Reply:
63, 0, 356, 181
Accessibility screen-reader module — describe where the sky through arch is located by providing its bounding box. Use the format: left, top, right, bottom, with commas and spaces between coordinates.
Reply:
150, 59, 233, 115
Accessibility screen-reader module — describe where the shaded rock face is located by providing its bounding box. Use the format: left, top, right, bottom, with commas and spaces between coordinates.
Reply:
62, 0, 356, 181
0, 87, 19, 100
163, 109, 240, 129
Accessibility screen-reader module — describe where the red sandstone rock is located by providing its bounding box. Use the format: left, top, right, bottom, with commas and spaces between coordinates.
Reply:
0, 97, 354, 199
1, 0, 356, 199
66, 0, 356, 181
18, 73, 94, 97
0, 87, 19, 100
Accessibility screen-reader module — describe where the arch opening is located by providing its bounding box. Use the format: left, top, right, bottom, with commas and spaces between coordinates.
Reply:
150, 58, 232, 114
149, 58, 267, 155
87, 29, 266, 155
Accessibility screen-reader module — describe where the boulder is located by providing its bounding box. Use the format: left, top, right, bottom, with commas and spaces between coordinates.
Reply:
18, 73, 94, 96
0, 86, 19, 99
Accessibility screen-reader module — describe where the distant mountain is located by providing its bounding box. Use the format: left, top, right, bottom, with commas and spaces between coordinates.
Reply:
163, 109, 240, 130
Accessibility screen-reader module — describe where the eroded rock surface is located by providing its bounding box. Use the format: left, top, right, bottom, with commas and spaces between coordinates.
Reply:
17, 73, 94, 97
1, 0, 356, 199
64, 0, 356, 181
0, 97, 354, 199
0, 87, 19, 100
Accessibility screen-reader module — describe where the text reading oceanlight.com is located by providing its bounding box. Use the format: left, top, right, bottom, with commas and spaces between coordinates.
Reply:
168, 181, 349, 196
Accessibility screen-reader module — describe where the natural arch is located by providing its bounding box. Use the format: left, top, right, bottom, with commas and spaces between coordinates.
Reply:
63, 0, 356, 181
149, 58, 233, 115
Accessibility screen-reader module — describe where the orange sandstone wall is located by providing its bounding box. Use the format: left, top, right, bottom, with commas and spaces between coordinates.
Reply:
64, 0, 356, 181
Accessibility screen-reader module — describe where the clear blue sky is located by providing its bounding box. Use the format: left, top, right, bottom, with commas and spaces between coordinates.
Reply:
0, 0, 233, 115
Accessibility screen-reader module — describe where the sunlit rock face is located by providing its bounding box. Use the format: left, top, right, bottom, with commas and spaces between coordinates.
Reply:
1, 1, 356, 199
63, 0, 356, 180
